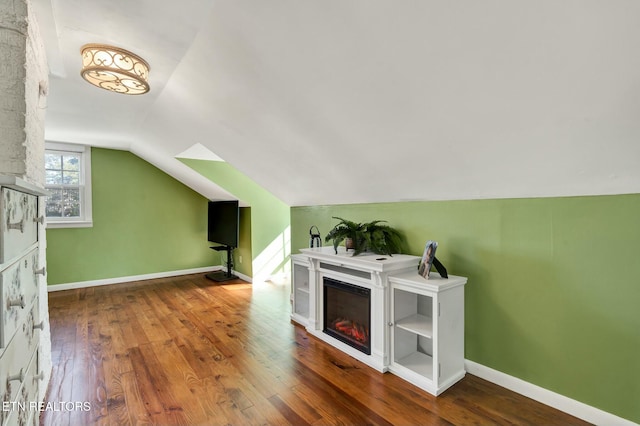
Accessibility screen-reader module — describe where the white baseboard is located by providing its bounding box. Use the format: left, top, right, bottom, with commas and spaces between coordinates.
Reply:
231, 270, 252, 283
47, 266, 256, 292
465, 360, 637, 426
265, 271, 289, 284
48, 266, 222, 292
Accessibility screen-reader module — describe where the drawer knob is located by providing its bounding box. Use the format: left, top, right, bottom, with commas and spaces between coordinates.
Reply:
33, 321, 45, 331
33, 215, 45, 225
7, 218, 24, 233
34, 371, 45, 381
35, 267, 46, 276
7, 369, 24, 384
388, 322, 394, 326
7, 296, 25, 309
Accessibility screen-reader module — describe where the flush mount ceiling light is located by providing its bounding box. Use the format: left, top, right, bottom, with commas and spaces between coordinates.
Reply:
80, 44, 150, 95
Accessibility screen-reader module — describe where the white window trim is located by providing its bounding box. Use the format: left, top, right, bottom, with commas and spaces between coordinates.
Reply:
45, 142, 93, 229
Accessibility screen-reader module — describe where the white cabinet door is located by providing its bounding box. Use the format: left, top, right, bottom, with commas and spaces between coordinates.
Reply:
389, 282, 437, 393
388, 271, 467, 396
291, 256, 310, 326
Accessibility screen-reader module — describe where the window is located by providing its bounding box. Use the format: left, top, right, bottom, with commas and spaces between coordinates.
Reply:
44, 142, 92, 228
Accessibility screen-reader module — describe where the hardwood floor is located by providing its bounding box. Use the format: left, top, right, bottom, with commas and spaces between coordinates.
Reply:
42, 274, 589, 426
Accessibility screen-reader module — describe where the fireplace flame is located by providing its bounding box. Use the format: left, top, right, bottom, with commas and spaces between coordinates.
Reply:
331, 318, 369, 344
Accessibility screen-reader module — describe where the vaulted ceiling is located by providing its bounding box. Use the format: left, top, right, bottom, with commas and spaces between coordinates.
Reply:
33, 1, 640, 206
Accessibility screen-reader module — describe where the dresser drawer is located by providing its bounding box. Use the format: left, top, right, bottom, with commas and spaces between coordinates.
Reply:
17, 350, 40, 426
0, 249, 40, 349
0, 188, 40, 264
0, 299, 40, 425
2, 350, 40, 426
26, 351, 43, 426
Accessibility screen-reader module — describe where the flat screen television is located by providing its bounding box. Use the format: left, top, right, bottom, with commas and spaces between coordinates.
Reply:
207, 200, 239, 248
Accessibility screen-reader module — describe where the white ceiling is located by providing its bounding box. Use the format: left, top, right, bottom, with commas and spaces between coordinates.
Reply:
33, 0, 640, 206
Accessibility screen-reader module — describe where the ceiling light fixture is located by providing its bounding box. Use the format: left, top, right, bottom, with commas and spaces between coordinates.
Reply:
80, 44, 150, 95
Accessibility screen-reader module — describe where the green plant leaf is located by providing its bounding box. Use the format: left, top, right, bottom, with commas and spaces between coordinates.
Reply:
324, 217, 404, 256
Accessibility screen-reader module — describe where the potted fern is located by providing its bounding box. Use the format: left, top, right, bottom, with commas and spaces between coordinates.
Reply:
324, 217, 404, 256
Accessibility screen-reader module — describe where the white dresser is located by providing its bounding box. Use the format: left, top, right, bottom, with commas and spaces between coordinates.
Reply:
0, 177, 47, 426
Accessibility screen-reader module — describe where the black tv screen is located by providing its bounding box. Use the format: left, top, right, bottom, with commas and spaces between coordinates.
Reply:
207, 200, 239, 248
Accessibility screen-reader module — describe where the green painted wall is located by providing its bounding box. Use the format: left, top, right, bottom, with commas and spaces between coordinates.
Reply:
180, 159, 290, 281
237, 207, 252, 276
291, 194, 640, 423
47, 148, 215, 284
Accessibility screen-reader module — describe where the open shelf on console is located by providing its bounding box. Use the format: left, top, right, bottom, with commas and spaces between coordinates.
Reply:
396, 314, 433, 338
396, 351, 434, 378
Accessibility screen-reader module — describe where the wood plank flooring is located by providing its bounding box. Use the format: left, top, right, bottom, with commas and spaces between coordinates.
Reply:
42, 274, 590, 425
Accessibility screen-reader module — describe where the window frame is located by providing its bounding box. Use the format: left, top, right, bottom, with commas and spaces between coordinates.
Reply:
44, 142, 93, 229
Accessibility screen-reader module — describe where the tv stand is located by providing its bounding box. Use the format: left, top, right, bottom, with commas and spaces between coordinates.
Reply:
206, 245, 238, 282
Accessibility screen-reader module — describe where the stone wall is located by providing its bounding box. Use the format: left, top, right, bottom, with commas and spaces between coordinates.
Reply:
24, 0, 47, 185
0, 0, 47, 186
0, 0, 51, 403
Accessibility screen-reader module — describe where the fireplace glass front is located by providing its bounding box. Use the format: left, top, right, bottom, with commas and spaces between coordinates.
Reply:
323, 277, 371, 355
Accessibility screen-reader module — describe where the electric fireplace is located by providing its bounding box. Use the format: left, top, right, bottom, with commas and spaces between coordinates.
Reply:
323, 277, 371, 355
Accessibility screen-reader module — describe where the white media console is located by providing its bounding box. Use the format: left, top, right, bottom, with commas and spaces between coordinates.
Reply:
291, 246, 467, 396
